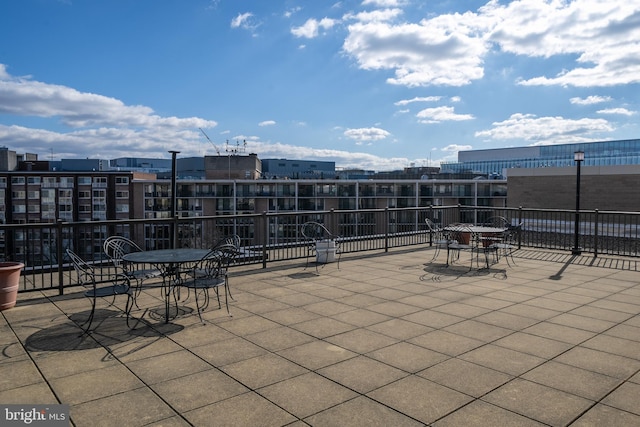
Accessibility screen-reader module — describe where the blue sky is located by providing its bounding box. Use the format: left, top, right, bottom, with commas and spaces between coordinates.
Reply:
1, 0, 639, 171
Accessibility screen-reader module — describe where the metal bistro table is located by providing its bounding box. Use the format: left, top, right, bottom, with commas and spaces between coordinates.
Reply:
442, 224, 507, 268
123, 248, 210, 322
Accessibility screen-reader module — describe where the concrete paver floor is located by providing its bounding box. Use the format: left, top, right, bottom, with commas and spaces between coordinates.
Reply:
2, 247, 640, 426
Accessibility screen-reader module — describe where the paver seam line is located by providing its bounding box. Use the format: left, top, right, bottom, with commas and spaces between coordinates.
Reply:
36, 293, 197, 426
13, 251, 640, 422
404, 258, 640, 424
556, 362, 640, 426
2, 307, 64, 405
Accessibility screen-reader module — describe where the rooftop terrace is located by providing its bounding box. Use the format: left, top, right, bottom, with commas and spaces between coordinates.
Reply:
2, 247, 640, 426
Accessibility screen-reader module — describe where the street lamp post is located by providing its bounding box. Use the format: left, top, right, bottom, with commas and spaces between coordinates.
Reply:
572, 150, 584, 255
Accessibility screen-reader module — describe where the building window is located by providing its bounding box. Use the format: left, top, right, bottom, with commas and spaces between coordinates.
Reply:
78, 191, 91, 199
116, 191, 129, 199
77, 177, 91, 185
93, 177, 107, 187
41, 189, 55, 201
42, 177, 57, 187
115, 176, 129, 184
59, 177, 74, 187
116, 204, 129, 213
27, 176, 41, 184
11, 177, 25, 184
28, 191, 40, 199
12, 191, 26, 199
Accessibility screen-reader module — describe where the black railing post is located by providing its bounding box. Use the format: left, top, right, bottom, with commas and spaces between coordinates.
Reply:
384, 207, 389, 252
594, 209, 599, 258
517, 206, 523, 249
56, 219, 64, 295
262, 211, 268, 269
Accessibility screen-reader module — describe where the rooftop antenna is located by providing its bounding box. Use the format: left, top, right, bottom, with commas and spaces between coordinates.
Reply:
226, 139, 246, 155
199, 128, 221, 156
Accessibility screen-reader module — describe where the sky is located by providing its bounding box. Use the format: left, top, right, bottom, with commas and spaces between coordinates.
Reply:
0, 0, 639, 171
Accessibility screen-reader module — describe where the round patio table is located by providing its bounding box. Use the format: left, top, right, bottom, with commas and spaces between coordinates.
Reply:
123, 248, 211, 322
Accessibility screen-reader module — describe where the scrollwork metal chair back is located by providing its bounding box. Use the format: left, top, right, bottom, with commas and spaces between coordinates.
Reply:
425, 218, 449, 263
103, 236, 163, 302
300, 221, 341, 271
66, 248, 133, 335
177, 243, 238, 321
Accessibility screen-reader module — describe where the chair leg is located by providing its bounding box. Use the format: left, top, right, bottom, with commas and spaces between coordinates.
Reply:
193, 288, 204, 322
223, 280, 231, 316
79, 296, 97, 336
226, 276, 235, 301
504, 248, 517, 267
125, 294, 134, 329
132, 281, 142, 310
304, 247, 313, 271
429, 246, 441, 263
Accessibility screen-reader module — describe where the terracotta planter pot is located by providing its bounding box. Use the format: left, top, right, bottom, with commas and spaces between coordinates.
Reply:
458, 232, 471, 245
0, 262, 24, 311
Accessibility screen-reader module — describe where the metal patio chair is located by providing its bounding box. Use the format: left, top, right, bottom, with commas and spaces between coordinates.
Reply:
176, 243, 239, 321
425, 218, 450, 263
300, 221, 341, 272
103, 236, 164, 304
67, 248, 133, 335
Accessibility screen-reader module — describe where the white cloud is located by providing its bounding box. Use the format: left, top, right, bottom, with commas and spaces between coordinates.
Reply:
340, 1, 640, 88
284, 7, 302, 18
343, 12, 490, 87
242, 139, 415, 170
291, 18, 337, 38
343, 127, 391, 143
597, 108, 636, 116
442, 144, 473, 153
0, 64, 10, 80
416, 106, 474, 124
394, 96, 441, 106
475, 113, 613, 144
0, 68, 218, 159
231, 12, 259, 31
487, 1, 640, 87
258, 120, 276, 126
570, 95, 612, 105
0, 67, 421, 170
362, 0, 406, 6
344, 8, 403, 23
0, 74, 216, 129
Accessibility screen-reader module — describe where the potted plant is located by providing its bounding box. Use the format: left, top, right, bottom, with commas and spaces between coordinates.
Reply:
0, 262, 24, 311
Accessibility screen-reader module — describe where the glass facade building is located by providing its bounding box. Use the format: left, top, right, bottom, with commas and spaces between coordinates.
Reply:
441, 139, 640, 176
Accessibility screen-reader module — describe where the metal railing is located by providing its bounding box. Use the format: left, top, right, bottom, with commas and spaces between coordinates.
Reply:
3, 205, 640, 293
